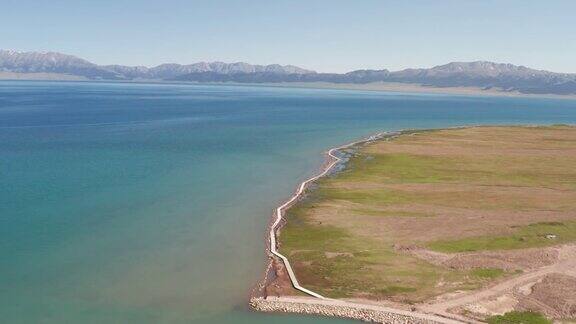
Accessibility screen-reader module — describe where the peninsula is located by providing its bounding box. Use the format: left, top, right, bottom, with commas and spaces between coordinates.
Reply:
252, 125, 576, 323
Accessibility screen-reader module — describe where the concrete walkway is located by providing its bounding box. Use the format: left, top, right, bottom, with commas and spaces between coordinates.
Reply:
262, 132, 471, 323
268, 132, 389, 299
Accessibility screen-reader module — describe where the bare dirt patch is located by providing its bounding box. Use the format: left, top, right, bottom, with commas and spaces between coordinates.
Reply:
398, 245, 559, 271
421, 244, 576, 321
517, 273, 576, 319
264, 259, 300, 297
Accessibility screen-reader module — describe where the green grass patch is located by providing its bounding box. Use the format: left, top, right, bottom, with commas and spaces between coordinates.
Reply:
281, 208, 487, 301
487, 311, 551, 324
352, 208, 434, 218
338, 153, 459, 184
317, 187, 413, 205
376, 285, 417, 295
338, 149, 576, 190
470, 268, 505, 279
428, 221, 576, 253
280, 202, 350, 253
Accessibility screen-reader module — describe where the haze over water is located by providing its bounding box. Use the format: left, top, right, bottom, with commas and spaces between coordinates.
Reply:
1, 81, 576, 323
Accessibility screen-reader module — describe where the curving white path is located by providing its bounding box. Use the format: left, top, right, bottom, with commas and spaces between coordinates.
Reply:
263, 131, 470, 324
268, 133, 388, 299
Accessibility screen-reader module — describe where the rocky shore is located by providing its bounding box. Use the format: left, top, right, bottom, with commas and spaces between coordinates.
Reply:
250, 296, 463, 324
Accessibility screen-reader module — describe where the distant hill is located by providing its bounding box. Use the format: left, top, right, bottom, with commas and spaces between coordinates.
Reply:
385, 62, 576, 94
0, 50, 120, 79
172, 62, 576, 95
103, 61, 314, 80
0, 50, 314, 81
2, 50, 576, 95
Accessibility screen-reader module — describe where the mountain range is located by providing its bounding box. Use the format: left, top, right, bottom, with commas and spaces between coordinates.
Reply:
2, 50, 576, 95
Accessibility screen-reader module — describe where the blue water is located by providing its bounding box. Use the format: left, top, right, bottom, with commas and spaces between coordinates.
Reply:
1, 81, 575, 323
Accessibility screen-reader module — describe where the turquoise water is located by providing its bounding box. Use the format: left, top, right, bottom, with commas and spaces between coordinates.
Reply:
1, 81, 576, 323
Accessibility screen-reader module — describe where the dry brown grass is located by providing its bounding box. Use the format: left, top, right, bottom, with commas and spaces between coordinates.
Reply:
279, 125, 576, 302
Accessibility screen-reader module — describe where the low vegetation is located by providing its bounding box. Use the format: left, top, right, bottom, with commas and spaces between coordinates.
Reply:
279, 125, 576, 302
428, 221, 576, 253
470, 268, 506, 280
282, 206, 479, 300
487, 311, 551, 324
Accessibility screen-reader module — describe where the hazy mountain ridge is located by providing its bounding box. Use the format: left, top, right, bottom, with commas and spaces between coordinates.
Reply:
0, 50, 314, 80
172, 61, 576, 95
2, 50, 576, 95
0, 50, 120, 79
385, 62, 576, 94
103, 61, 314, 79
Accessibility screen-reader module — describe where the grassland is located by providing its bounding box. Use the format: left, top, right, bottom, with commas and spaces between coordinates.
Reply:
428, 221, 576, 253
278, 125, 576, 302
487, 311, 552, 324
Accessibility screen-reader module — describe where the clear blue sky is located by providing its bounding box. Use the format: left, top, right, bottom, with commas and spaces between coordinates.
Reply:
2, 0, 575, 73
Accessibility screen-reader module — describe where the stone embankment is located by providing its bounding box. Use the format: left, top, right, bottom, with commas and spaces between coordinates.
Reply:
250, 296, 464, 324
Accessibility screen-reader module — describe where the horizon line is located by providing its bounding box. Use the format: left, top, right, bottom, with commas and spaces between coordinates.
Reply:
3, 48, 574, 75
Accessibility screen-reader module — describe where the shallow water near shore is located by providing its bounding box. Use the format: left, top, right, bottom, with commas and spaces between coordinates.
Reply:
1, 81, 576, 323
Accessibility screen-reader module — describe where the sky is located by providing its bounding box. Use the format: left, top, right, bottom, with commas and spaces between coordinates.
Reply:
2, 0, 576, 73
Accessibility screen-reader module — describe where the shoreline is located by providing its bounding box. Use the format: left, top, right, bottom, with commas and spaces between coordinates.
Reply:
251, 124, 576, 323
248, 130, 472, 323
249, 125, 569, 323
251, 296, 465, 324
255, 81, 576, 100
251, 131, 395, 299
266, 131, 394, 299
249, 128, 473, 324
2, 78, 576, 100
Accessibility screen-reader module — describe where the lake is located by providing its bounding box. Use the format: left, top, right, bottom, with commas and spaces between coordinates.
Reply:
1, 81, 575, 323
